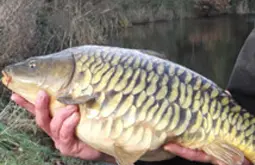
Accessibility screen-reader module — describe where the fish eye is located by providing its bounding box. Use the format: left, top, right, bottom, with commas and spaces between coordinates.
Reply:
28, 60, 36, 69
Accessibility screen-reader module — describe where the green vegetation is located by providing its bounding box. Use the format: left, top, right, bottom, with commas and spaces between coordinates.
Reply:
0, 0, 254, 164
0, 97, 108, 165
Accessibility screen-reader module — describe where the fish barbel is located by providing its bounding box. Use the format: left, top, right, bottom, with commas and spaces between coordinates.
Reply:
2, 45, 255, 165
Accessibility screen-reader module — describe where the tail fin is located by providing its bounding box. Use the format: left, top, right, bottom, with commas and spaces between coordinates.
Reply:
227, 28, 255, 114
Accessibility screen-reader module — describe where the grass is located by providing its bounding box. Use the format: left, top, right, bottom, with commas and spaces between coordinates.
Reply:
0, 0, 254, 164
0, 98, 56, 165
0, 123, 57, 165
0, 91, 109, 165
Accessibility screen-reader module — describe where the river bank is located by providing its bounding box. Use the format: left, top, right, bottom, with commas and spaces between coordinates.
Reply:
0, 0, 254, 70
0, 1, 255, 164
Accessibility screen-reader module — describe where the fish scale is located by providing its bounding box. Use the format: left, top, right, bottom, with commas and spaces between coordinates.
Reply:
77, 46, 255, 163
2, 45, 255, 165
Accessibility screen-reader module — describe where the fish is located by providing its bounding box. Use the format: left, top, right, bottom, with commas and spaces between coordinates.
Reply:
1, 45, 255, 165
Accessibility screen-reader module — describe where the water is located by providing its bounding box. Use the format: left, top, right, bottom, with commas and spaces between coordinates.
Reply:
108, 15, 255, 89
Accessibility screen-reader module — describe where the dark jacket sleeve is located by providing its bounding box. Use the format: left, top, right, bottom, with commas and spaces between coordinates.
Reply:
227, 28, 255, 115
136, 157, 209, 165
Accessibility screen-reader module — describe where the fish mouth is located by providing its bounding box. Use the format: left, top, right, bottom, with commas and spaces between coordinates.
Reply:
1, 70, 12, 87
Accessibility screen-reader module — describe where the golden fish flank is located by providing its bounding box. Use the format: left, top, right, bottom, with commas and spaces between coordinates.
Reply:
2, 45, 255, 165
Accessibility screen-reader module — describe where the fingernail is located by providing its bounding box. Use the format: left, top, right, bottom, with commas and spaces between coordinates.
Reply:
204, 155, 212, 162
66, 105, 78, 111
39, 90, 46, 97
164, 145, 178, 153
70, 112, 79, 120
10, 94, 16, 101
163, 145, 172, 152
164, 146, 177, 155
37, 90, 45, 100
36, 93, 43, 103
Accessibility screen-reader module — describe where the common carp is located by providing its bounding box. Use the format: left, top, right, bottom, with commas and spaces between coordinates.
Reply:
2, 45, 255, 165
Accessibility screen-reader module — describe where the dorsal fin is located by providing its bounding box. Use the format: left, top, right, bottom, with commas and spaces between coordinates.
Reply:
137, 49, 168, 60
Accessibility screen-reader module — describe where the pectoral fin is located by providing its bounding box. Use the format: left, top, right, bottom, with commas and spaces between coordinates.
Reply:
56, 87, 98, 105
203, 140, 244, 165
57, 94, 96, 105
113, 144, 147, 165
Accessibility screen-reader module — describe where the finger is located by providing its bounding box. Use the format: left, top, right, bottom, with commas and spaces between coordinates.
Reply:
225, 90, 232, 96
35, 90, 52, 136
74, 141, 103, 160
99, 153, 116, 164
59, 111, 79, 143
54, 111, 80, 155
50, 106, 78, 139
164, 143, 211, 162
11, 93, 35, 115
243, 158, 253, 165
207, 157, 251, 165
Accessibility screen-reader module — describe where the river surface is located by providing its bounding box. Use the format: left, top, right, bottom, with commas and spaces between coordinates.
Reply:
108, 15, 255, 89
1, 15, 255, 106
0, 14, 255, 165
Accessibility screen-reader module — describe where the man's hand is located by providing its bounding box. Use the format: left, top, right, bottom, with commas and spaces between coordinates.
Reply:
11, 90, 115, 163
164, 143, 252, 165
164, 143, 212, 163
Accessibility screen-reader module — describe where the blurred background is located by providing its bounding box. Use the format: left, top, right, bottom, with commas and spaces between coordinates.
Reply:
0, 0, 254, 164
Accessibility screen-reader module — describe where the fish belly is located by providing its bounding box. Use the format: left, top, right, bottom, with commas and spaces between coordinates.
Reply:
75, 109, 175, 162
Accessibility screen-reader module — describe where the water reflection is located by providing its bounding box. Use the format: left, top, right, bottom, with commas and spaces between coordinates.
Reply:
108, 15, 254, 88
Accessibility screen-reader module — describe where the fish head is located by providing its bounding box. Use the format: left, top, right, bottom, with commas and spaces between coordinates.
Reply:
2, 57, 49, 87
1, 51, 75, 110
